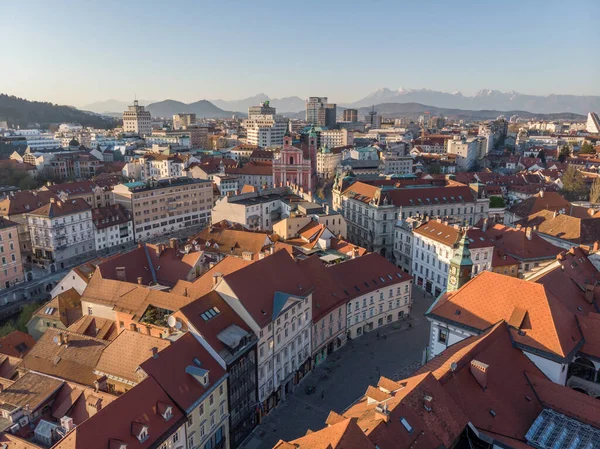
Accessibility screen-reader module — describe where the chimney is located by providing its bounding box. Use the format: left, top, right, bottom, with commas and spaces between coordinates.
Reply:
553, 210, 558, 218
156, 244, 164, 257
353, 246, 360, 258
93, 380, 99, 393
482, 218, 488, 232
525, 227, 532, 241
539, 190, 544, 198
60, 416, 75, 432
593, 241, 599, 253
169, 238, 178, 253
269, 246, 274, 255
470, 359, 489, 389
63, 333, 69, 347
116, 267, 126, 282
0, 383, 3, 393
516, 224, 522, 230
151, 347, 159, 359
374, 404, 390, 423
212, 272, 222, 286
137, 276, 143, 285
50, 197, 55, 204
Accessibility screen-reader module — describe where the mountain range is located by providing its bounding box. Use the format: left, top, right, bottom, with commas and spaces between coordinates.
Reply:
346, 88, 600, 115
210, 94, 305, 115
144, 100, 237, 118
82, 99, 154, 114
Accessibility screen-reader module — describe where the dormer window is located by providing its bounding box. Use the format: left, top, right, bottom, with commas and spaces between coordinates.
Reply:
138, 428, 148, 442
131, 423, 149, 443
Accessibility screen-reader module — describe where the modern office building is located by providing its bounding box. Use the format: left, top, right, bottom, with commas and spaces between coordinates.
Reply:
364, 106, 382, 129
306, 97, 336, 128
342, 108, 358, 122
172, 113, 196, 130
248, 101, 276, 117
243, 115, 288, 147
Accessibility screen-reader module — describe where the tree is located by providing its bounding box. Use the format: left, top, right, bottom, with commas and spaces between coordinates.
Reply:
590, 177, 600, 204
580, 141, 595, 155
561, 166, 588, 201
489, 196, 506, 208
558, 145, 572, 162
537, 149, 546, 165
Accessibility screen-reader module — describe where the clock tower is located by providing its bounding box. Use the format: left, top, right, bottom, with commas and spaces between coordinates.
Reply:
447, 232, 473, 292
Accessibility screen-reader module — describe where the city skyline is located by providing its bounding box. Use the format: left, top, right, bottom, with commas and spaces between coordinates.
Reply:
1, 0, 599, 107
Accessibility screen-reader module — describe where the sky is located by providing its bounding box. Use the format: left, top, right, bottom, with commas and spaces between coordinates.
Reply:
1, 0, 599, 107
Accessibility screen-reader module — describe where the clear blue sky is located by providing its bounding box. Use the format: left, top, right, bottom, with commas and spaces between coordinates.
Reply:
1, 0, 599, 106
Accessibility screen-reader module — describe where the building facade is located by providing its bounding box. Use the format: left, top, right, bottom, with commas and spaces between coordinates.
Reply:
122, 100, 152, 136
92, 204, 134, 251
342, 108, 358, 122
0, 218, 24, 289
243, 115, 288, 147
113, 178, 213, 241
272, 136, 312, 192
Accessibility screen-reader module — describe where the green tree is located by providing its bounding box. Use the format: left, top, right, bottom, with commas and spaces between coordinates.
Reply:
558, 145, 571, 163
428, 163, 442, 175
537, 149, 546, 165
580, 141, 595, 155
15, 303, 41, 333
489, 196, 506, 208
590, 177, 600, 204
561, 166, 588, 201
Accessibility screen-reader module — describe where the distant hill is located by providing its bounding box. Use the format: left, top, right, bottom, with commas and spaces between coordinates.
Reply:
347, 88, 600, 115
146, 99, 239, 118
211, 94, 305, 114
352, 102, 586, 121
0, 94, 116, 129
81, 99, 154, 114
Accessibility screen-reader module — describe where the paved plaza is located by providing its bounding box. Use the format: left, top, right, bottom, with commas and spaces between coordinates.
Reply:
241, 287, 434, 449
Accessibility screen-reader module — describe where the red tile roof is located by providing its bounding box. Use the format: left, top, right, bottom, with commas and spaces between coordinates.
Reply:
54, 377, 185, 449
140, 332, 226, 412
0, 330, 35, 358
29, 197, 91, 218
483, 223, 562, 261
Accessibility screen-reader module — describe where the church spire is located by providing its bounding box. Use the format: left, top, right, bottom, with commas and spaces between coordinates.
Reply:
447, 231, 473, 292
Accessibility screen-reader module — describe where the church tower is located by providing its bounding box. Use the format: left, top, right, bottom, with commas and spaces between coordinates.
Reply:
308, 125, 318, 178
447, 232, 473, 292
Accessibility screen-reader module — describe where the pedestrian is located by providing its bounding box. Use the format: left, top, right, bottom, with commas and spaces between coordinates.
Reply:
321, 390, 325, 400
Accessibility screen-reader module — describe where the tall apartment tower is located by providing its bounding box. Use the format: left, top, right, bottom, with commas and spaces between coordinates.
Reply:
306, 97, 336, 128
123, 100, 152, 136
248, 100, 276, 117
343, 108, 358, 122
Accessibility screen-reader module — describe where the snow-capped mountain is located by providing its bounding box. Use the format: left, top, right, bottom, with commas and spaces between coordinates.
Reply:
349, 88, 600, 115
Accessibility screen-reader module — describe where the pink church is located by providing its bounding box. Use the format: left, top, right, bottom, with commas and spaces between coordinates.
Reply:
273, 135, 312, 191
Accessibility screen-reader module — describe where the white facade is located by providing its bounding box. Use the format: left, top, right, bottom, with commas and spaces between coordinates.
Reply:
587, 112, 600, 134
447, 136, 484, 171
345, 280, 412, 339
212, 195, 283, 231
320, 129, 353, 148
139, 156, 185, 180
123, 101, 152, 136
381, 155, 413, 175
94, 219, 134, 251
243, 115, 288, 147
50, 268, 91, 297
411, 232, 493, 297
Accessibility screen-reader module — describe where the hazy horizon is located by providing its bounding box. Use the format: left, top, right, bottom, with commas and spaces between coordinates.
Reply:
1, 0, 599, 107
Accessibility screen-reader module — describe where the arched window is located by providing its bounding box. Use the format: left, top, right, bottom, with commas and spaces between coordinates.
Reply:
569, 357, 597, 382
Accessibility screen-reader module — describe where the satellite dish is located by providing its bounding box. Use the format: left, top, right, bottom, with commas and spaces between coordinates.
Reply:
450, 362, 458, 372
167, 316, 177, 328
175, 321, 182, 330
53, 335, 60, 344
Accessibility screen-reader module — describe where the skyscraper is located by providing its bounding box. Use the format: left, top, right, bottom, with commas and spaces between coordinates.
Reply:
364, 106, 381, 129
122, 100, 152, 136
342, 108, 358, 122
306, 97, 336, 128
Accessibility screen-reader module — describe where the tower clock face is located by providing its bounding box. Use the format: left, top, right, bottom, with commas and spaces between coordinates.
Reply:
449, 275, 457, 285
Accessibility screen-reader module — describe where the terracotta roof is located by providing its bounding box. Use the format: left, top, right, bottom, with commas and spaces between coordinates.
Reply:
54, 377, 185, 449
67, 315, 119, 341
51, 380, 117, 425
97, 243, 200, 287
507, 191, 571, 218
519, 209, 600, 245
95, 331, 170, 383
221, 250, 313, 328
414, 220, 495, 249
0, 433, 43, 449
189, 227, 271, 259
92, 204, 131, 230
177, 290, 252, 356
342, 372, 467, 449
428, 271, 582, 359
170, 256, 253, 300
19, 329, 108, 386
0, 217, 19, 231
0, 331, 35, 358
226, 161, 273, 176
140, 332, 226, 412
72, 260, 102, 284
33, 288, 82, 327
483, 223, 562, 261
0, 371, 63, 412
28, 197, 91, 218
0, 190, 58, 216
273, 417, 376, 449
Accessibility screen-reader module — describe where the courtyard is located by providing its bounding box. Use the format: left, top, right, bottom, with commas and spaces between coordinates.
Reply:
241, 286, 434, 449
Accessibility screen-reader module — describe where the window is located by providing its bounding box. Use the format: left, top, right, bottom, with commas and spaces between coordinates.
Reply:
172, 433, 179, 443
219, 384, 224, 396
199, 403, 204, 415
87, 307, 93, 315
438, 328, 448, 344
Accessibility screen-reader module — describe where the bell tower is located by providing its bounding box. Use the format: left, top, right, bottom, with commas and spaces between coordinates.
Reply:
447, 232, 473, 292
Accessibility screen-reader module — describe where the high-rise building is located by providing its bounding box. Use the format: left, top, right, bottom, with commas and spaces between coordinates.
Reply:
172, 113, 196, 130
243, 114, 288, 147
248, 100, 276, 117
306, 97, 336, 127
586, 112, 600, 134
364, 106, 382, 129
122, 100, 152, 136
343, 108, 358, 122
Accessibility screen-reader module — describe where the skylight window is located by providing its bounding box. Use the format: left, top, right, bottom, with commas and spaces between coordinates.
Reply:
201, 307, 221, 321
400, 417, 413, 433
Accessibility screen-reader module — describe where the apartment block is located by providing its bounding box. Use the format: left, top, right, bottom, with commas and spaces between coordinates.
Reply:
0, 218, 24, 289
113, 177, 213, 241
